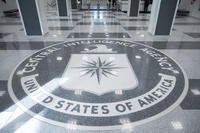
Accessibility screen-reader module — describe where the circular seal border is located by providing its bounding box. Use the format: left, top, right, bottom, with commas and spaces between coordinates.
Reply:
8, 40, 189, 131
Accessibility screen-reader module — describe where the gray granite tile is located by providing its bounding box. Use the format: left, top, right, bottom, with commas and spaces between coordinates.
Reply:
0, 41, 61, 50
2, 41, 200, 50
118, 18, 149, 21
47, 18, 80, 21
95, 22, 120, 25
189, 16, 200, 21
0, 22, 22, 25
77, 22, 120, 25
174, 22, 200, 25
113, 13, 126, 16
0, 81, 14, 112
185, 33, 200, 38
76, 22, 91, 25
72, 13, 83, 16
85, 11, 113, 14
49, 26, 74, 30
123, 26, 148, 30
145, 41, 200, 49
83, 16, 115, 18
0, 33, 11, 38
67, 32, 130, 38
181, 79, 200, 110
0, 104, 44, 132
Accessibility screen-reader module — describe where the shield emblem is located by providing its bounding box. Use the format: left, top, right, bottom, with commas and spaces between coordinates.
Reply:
60, 45, 138, 95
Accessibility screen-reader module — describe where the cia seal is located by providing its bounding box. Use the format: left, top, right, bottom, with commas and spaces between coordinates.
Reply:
8, 40, 188, 130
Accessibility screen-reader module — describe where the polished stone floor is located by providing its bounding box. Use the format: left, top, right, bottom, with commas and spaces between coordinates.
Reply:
0, 6, 200, 133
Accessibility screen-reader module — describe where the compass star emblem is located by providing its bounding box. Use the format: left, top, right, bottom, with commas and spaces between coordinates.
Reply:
73, 57, 126, 84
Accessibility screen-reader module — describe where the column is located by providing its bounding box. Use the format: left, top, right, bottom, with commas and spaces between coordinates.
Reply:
71, 0, 77, 9
127, 0, 140, 17
57, 0, 70, 16
148, 0, 180, 35
17, 0, 47, 36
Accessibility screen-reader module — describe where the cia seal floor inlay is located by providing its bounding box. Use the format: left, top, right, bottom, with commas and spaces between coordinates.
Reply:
8, 40, 188, 130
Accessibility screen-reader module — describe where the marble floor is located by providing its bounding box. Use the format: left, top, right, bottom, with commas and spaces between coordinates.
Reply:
0, 7, 200, 133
